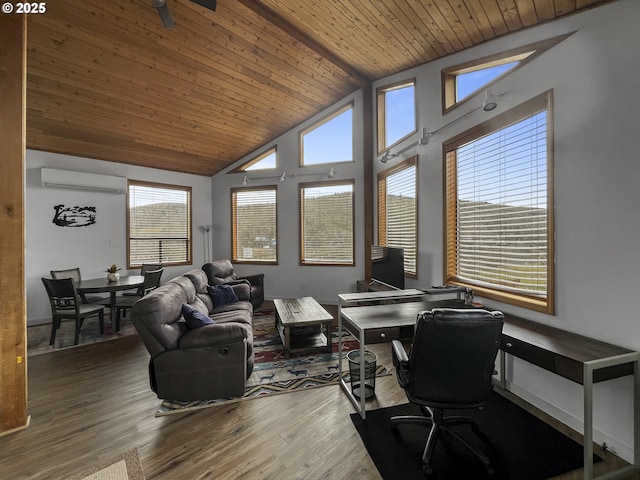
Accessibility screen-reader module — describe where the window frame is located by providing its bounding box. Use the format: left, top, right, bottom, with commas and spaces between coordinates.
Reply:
376, 78, 417, 155
299, 102, 354, 167
230, 146, 277, 173
441, 34, 572, 114
299, 179, 355, 267
377, 156, 418, 278
127, 180, 192, 269
230, 185, 278, 265
443, 91, 555, 314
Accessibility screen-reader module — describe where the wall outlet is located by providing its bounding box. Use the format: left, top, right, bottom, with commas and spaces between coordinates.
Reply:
300, 281, 308, 290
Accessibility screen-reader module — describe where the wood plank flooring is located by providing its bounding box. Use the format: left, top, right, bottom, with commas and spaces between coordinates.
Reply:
1, 304, 637, 479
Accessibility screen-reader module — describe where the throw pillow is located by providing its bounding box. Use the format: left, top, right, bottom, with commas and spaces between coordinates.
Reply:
182, 303, 215, 329
207, 284, 239, 308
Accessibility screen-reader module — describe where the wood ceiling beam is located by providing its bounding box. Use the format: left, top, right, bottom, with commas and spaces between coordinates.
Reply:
236, 0, 371, 88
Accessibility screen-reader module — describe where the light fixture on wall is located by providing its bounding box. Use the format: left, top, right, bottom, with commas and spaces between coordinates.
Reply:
240, 167, 338, 183
483, 88, 499, 111
378, 89, 506, 162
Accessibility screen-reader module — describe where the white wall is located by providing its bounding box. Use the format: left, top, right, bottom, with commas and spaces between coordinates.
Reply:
210, 0, 640, 461
26, 150, 213, 325
210, 90, 365, 305
369, 0, 640, 461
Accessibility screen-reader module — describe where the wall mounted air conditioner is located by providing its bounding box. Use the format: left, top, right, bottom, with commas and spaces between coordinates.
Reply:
41, 168, 127, 194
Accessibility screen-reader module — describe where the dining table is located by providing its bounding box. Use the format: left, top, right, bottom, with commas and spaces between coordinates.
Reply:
76, 275, 144, 330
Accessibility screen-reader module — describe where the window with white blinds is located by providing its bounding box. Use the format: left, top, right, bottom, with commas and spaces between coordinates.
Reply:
128, 181, 192, 268
444, 91, 554, 314
378, 157, 417, 277
231, 187, 277, 264
300, 181, 354, 266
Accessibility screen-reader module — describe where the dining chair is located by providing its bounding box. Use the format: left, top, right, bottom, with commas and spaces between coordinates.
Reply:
50, 267, 106, 304
42, 277, 105, 346
112, 267, 164, 329
122, 263, 163, 297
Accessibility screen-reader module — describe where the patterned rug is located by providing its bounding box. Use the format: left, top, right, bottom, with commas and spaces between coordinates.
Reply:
156, 310, 390, 416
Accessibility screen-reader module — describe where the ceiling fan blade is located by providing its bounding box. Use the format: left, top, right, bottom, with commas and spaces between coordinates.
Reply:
189, 0, 216, 12
156, 2, 175, 28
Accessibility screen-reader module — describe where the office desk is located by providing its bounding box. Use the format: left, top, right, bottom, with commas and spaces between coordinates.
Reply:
337, 295, 640, 480
77, 275, 144, 330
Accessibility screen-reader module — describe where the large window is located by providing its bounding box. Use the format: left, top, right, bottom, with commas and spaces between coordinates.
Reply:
378, 157, 417, 277
300, 103, 353, 166
231, 186, 277, 264
300, 181, 354, 266
128, 181, 192, 268
444, 91, 554, 314
377, 79, 416, 153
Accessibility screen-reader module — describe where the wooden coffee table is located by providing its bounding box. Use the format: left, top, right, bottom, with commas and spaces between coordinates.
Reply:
274, 297, 334, 358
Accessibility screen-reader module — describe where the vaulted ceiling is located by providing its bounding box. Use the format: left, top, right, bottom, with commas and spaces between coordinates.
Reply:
26, 0, 613, 176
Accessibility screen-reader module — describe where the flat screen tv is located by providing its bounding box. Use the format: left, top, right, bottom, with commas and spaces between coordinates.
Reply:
371, 245, 405, 289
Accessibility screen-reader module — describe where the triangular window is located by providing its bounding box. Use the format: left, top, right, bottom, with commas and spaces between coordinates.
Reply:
232, 147, 277, 172
442, 33, 573, 113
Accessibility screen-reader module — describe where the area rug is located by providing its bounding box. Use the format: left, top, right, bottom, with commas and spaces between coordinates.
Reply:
351, 391, 600, 480
68, 448, 145, 480
27, 318, 138, 356
156, 311, 390, 416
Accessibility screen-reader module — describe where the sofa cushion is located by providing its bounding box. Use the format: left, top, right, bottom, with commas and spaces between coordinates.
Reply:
182, 303, 215, 329
207, 284, 239, 308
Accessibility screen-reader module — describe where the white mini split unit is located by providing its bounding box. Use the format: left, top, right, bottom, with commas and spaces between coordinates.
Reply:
41, 168, 127, 194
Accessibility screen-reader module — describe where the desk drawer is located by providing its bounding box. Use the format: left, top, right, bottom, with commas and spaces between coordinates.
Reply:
501, 336, 555, 372
365, 327, 400, 344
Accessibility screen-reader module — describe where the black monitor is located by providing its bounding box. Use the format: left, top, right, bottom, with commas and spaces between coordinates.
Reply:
371, 246, 405, 289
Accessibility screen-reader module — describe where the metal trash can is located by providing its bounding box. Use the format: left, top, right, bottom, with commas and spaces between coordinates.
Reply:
347, 350, 377, 399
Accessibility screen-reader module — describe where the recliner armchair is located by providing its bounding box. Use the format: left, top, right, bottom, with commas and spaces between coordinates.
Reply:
202, 259, 264, 310
392, 308, 504, 477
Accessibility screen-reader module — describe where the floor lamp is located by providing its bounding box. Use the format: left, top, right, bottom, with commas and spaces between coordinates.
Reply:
201, 225, 212, 263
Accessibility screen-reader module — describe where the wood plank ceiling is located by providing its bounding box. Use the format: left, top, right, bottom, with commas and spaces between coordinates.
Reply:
26, 0, 613, 176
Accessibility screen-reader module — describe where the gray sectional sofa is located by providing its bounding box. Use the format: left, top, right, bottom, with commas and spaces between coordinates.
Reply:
131, 268, 254, 401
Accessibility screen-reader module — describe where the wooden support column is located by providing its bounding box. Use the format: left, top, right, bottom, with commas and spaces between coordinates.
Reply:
0, 13, 29, 435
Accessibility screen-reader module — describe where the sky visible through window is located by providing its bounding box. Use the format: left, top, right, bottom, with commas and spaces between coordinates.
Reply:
456, 62, 518, 101
302, 107, 353, 165
457, 111, 547, 208
129, 185, 187, 207
385, 85, 415, 147
245, 151, 276, 170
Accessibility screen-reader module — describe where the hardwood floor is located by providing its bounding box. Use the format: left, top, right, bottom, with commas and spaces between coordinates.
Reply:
2, 309, 637, 479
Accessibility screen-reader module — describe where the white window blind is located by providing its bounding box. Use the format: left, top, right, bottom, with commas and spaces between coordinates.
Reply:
300, 182, 354, 265
378, 159, 417, 276
232, 187, 277, 263
128, 182, 191, 267
447, 107, 549, 300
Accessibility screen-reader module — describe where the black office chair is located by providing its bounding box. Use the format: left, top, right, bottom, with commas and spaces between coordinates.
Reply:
111, 267, 163, 329
42, 277, 105, 346
391, 308, 504, 477
50, 267, 106, 304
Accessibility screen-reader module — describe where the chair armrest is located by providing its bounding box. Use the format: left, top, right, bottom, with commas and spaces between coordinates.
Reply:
239, 273, 264, 286
392, 339, 411, 388
231, 283, 251, 302
179, 323, 248, 350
